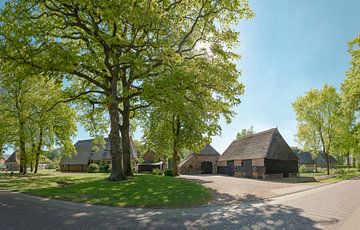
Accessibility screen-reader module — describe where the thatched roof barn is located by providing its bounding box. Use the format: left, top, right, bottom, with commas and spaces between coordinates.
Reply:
294, 151, 337, 169
218, 128, 298, 179
179, 144, 220, 174
60, 138, 137, 172
4, 152, 20, 171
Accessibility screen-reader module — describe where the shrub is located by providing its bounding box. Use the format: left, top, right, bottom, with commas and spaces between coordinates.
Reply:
46, 162, 58, 169
152, 168, 163, 175
88, 163, 99, 173
99, 164, 110, 173
164, 169, 174, 177
299, 165, 307, 173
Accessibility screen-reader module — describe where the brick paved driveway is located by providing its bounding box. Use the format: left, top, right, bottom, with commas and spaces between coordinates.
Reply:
180, 174, 324, 204
0, 178, 359, 229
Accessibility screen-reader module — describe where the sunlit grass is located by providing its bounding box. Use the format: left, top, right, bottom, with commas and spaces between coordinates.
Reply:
0, 173, 211, 208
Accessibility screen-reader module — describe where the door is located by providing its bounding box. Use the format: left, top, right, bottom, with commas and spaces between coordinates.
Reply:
201, 161, 213, 174
227, 160, 235, 176
242, 159, 252, 178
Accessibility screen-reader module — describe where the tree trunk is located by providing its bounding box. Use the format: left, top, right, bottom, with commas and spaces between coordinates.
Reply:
347, 152, 351, 169
315, 163, 318, 173
121, 99, 133, 177
19, 137, 27, 174
172, 115, 181, 176
108, 100, 125, 181
34, 128, 43, 174
325, 153, 330, 175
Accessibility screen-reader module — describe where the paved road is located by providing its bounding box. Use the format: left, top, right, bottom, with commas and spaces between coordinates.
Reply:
0, 178, 359, 230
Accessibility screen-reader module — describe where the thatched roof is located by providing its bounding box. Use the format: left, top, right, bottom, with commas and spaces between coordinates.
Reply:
60, 138, 137, 165
143, 150, 157, 163
219, 128, 298, 161
178, 144, 219, 167
5, 152, 18, 163
315, 153, 337, 164
199, 144, 220, 156
294, 151, 314, 164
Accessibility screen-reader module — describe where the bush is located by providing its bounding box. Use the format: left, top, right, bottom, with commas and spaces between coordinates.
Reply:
299, 165, 306, 173
88, 163, 99, 173
99, 164, 110, 173
46, 162, 58, 169
164, 169, 174, 177
152, 168, 163, 175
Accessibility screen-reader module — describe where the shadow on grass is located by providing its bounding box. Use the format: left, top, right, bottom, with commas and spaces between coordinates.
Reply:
0, 190, 338, 229
10, 174, 211, 208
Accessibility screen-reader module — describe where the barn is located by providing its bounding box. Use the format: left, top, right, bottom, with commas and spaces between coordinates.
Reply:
60, 138, 137, 172
4, 152, 20, 171
178, 144, 220, 174
218, 128, 299, 179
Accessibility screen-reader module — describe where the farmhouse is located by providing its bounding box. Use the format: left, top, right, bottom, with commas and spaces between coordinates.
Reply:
218, 128, 299, 179
137, 150, 164, 172
295, 151, 338, 170
60, 138, 137, 172
178, 144, 220, 174
4, 152, 20, 171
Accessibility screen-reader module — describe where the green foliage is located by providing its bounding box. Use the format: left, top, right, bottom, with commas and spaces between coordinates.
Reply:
45, 162, 58, 170
236, 126, 254, 140
152, 168, 163, 175
0, 0, 253, 179
293, 85, 343, 175
99, 164, 110, 173
88, 163, 100, 173
164, 169, 175, 177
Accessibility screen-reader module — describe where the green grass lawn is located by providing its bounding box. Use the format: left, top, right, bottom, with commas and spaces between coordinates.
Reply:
0, 173, 211, 208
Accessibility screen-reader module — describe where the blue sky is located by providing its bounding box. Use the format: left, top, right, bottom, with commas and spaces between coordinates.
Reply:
2, 1, 360, 154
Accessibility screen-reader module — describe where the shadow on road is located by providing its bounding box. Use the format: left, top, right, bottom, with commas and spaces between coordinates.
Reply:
0, 191, 339, 230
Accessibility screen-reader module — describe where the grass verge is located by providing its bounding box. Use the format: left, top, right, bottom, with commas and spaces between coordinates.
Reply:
0, 173, 211, 208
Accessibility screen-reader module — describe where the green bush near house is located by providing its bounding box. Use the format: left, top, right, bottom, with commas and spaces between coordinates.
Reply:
99, 164, 110, 173
87, 163, 100, 173
164, 169, 174, 176
152, 168, 163, 175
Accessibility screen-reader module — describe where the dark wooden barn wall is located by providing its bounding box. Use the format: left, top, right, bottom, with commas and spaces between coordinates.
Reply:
264, 159, 298, 175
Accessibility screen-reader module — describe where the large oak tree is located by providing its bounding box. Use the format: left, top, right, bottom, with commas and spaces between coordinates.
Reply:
0, 0, 252, 180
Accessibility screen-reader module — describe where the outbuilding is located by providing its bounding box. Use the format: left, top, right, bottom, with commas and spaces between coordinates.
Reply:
4, 152, 20, 171
218, 128, 298, 179
137, 150, 164, 173
178, 144, 220, 174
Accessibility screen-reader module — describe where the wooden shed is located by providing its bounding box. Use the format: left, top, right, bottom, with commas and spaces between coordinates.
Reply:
218, 128, 298, 179
137, 150, 164, 173
178, 144, 220, 174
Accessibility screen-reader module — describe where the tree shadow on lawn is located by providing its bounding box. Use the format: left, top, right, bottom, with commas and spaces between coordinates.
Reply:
0, 190, 338, 230
20, 175, 211, 208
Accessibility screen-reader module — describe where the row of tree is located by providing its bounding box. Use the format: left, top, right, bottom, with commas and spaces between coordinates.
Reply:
293, 34, 360, 175
0, 1, 254, 180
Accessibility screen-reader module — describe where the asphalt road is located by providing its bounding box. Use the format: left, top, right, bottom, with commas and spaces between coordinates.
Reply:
0, 178, 359, 230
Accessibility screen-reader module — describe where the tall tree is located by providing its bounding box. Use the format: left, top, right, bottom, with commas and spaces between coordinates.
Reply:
143, 57, 244, 175
236, 126, 254, 140
0, 67, 76, 174
341, 34, 360, 167
293, 85, 342, 175
0, 0, 253, 180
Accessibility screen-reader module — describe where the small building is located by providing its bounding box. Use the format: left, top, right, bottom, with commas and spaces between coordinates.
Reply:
178, 144, 220, 174
60, 138, 137, 172
315, 153, 337, 169
294, 151, 316, 169
5, 152, 20, 171
137, 150, 164, 173
218, 128, 298, 179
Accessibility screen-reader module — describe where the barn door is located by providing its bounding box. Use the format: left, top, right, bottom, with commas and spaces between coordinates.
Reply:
227, 160, 234, 176
201, 161, 213, 174
242, 160, 253, 178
